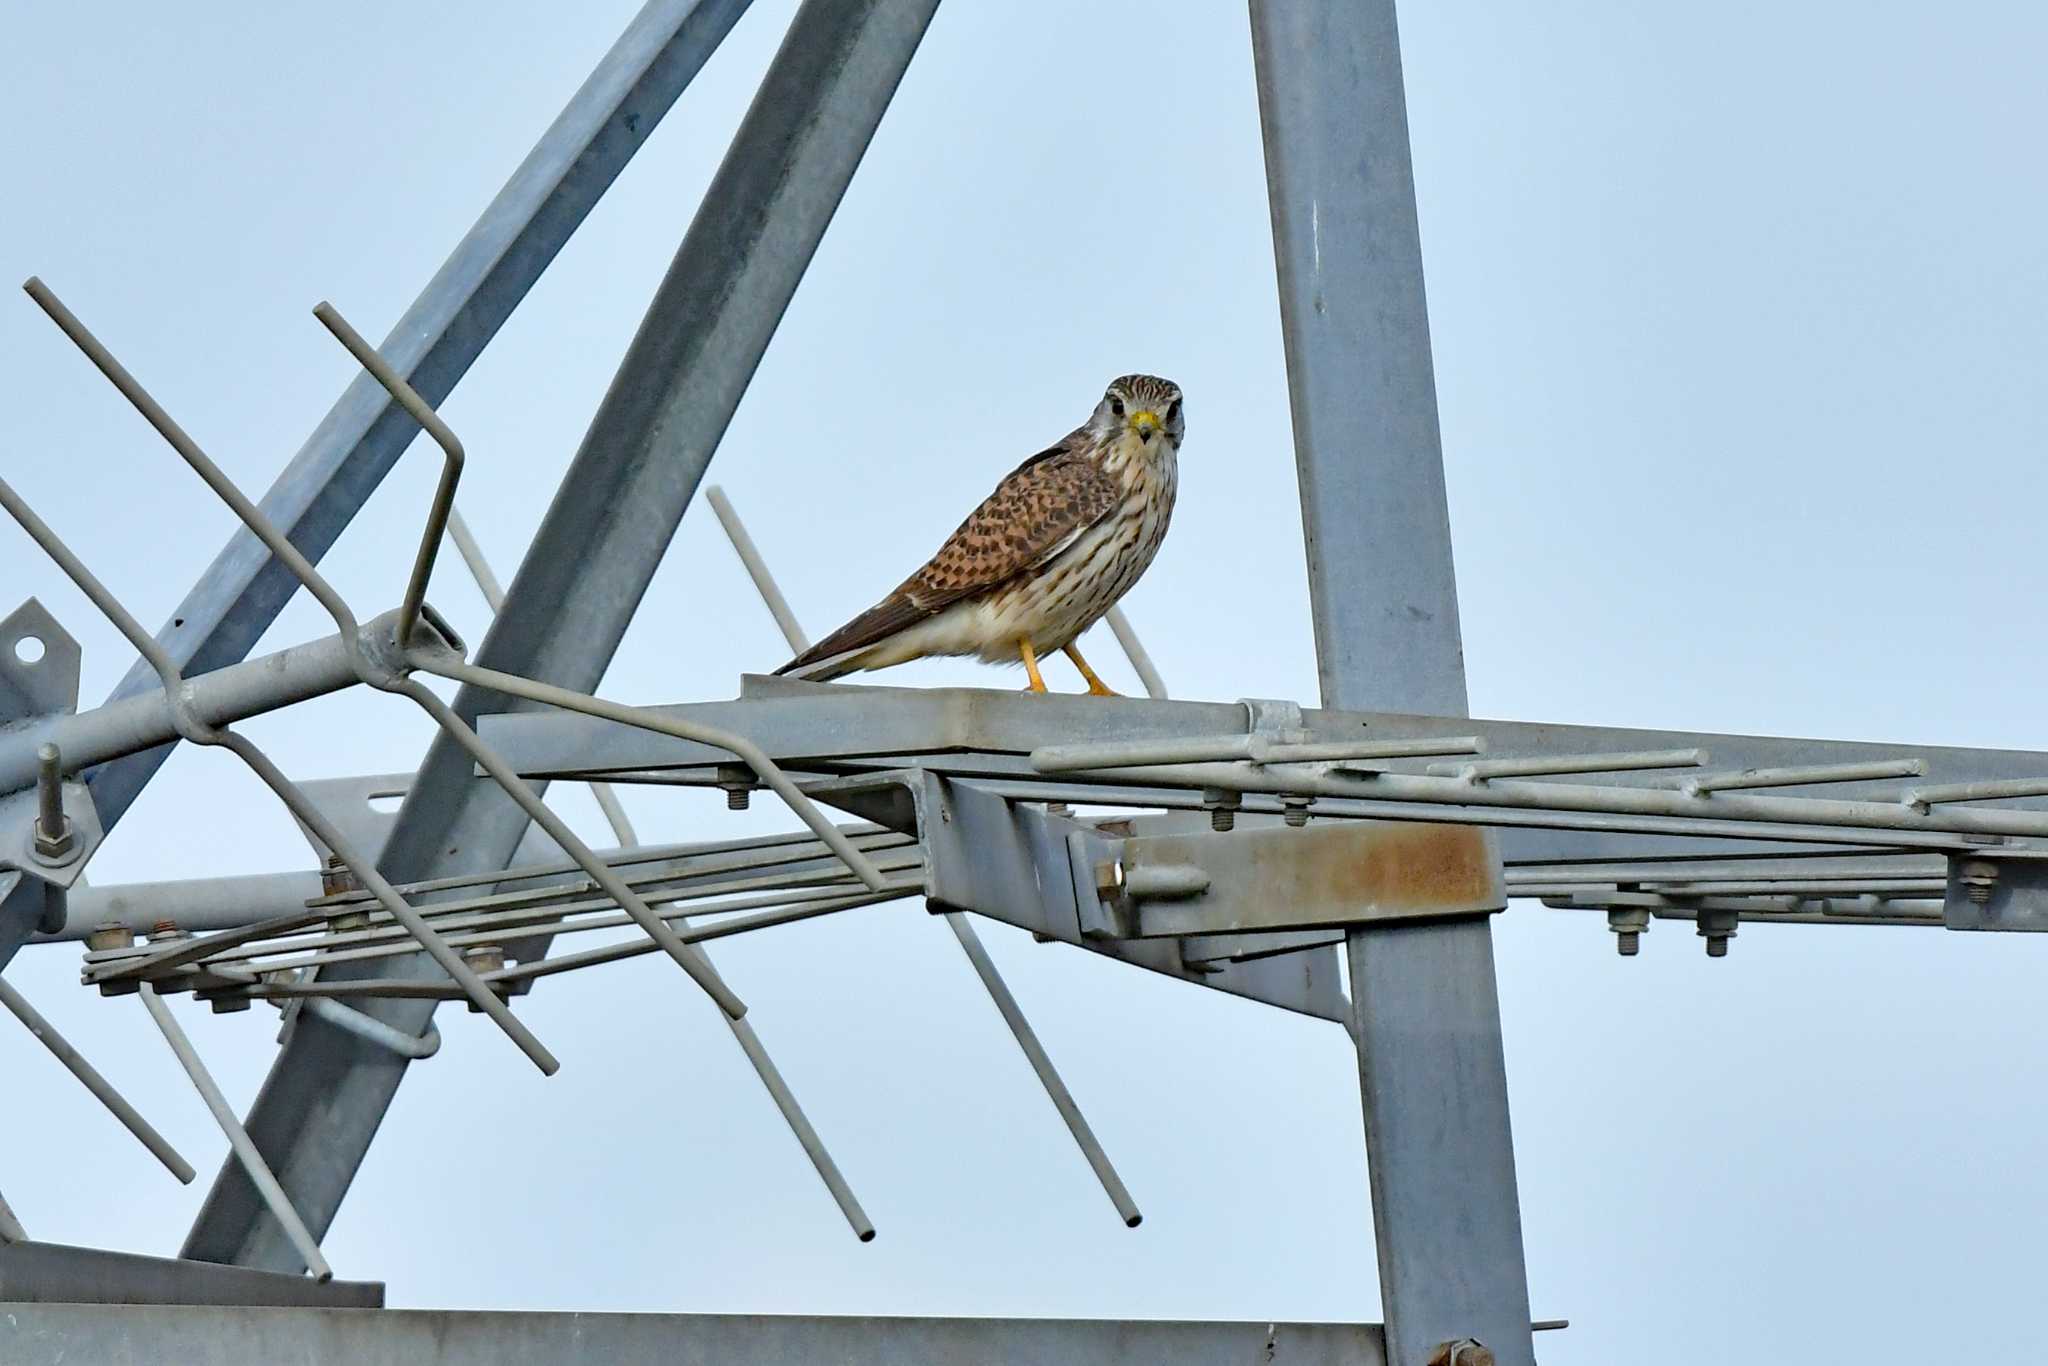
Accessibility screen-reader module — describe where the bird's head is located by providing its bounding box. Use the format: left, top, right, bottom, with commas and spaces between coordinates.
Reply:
1092, 374, 1184, 451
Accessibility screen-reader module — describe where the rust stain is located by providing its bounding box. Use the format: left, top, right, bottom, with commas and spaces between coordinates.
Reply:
1301, 822, 1497, 913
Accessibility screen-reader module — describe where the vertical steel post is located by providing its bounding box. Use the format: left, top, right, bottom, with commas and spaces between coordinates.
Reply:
1250, 3, 1534, 1363
183, 0, 941, 1271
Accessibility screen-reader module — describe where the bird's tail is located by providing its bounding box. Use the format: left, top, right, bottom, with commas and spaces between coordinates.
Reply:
772, 646, 869, 683
772, 591, 924, 682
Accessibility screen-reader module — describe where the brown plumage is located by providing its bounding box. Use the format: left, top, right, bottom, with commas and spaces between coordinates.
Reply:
777, 375, 1183, 693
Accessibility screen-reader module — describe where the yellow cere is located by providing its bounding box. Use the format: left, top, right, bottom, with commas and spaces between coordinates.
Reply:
1129, 410, 1159, 432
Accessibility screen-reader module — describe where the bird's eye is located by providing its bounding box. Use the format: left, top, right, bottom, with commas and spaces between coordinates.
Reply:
1108, 395, 1125, 418
1165, 397, 1182, 424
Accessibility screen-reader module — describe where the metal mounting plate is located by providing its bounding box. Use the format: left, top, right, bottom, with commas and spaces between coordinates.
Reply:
1114, 821, 1504, 939
0, 599, 81, 726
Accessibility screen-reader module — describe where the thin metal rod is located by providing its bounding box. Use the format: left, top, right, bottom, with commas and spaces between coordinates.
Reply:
0, 978, 196, 1182
24, 278, 365, 647
1032, 733, 1483, 773
1432, 749, 1706, 781
138, 985, 333, 1281
312, 302, 461, 648
0, 466, 557, 1072
412, 653, 887, 894
729, 1015, 876, 1241
386, 678, 748, 1017
946, 912, 1143, 1227
1685, 759, 1925, 794
444, 502, 639, 848
1044, 756, 2048, 842
31, 277, 722, 1048
1904, 776, 2048, 807
707, 486, 814, 654
300, 997, 441, 1060
1102, 606, 1167, 702
701, 488, 1142, 1225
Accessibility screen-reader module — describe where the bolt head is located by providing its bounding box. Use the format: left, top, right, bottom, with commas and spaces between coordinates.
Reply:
1093, 860, 1125, 901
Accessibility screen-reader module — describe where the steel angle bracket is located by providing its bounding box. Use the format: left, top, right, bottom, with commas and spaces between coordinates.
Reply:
803, 769, 1349, 1023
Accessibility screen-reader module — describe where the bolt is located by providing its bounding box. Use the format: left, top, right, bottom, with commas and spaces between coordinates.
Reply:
1094, 859, 1125, 903
1607, 907, 1649, 957
31, 742, 75, 863
1201, 787, 1239, 832
1281, 797, 1312, 828
1428, 1340, 1495, 1366
210, 996, 252, 1014
148, 919, 185, 943
462, 945, 508, 1012
1696, 910, 1737, 958
715, 764, 754, 811
86, 923, 133, 952
1961, 858, 1999, 905
320, 853, 358, 898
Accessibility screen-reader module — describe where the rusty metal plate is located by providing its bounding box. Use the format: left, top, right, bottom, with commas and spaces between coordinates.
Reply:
1119, 820, 1504, 938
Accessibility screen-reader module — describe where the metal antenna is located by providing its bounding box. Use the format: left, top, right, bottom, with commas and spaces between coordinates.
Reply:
439, 497, 878, 1240
705, 484, 1142, 1226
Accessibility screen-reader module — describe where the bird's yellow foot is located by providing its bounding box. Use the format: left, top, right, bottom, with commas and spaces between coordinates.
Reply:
1018, 637, 1049, 693
1063, 644, 1119, 698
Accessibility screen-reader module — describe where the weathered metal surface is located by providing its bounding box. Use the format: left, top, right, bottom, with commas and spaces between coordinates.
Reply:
1118, 822, 1504, 939
1944, 855, 2048, 931
0, 1307, 1388, 1366
907, 774, 1349, 1023
0, 1241, 381, 1308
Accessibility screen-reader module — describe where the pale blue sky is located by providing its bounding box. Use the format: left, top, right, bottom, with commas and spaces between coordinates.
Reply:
3, 4, 2046, 1363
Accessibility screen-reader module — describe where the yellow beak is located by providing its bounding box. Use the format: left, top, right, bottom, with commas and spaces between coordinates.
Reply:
1130, 410, 1159, 437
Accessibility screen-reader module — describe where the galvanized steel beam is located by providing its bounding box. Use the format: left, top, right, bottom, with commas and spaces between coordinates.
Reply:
1251, 1, 1534, 1362
183, 0, 941, 1271
0, 1241, 382, 1309
0, 1307, 1397, 1365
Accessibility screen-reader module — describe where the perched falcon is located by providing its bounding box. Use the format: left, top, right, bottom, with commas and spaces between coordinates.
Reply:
776, 374, 1182, 694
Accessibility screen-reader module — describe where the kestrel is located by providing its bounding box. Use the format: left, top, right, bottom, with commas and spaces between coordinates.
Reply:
776, 375, 1182, 694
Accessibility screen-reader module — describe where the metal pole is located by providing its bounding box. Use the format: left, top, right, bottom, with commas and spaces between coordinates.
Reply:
81, 0, 758, 831
185, 0, 941, 1271
0, 978, 196, 1183
138, 986, 333, 1282
1251, 2, 1533, 1362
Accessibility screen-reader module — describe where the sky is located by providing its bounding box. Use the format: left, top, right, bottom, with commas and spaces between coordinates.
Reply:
2, 2, 2047, 1362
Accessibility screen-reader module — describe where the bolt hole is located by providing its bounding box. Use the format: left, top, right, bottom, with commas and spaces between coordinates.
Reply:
13, 635, 44, 664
